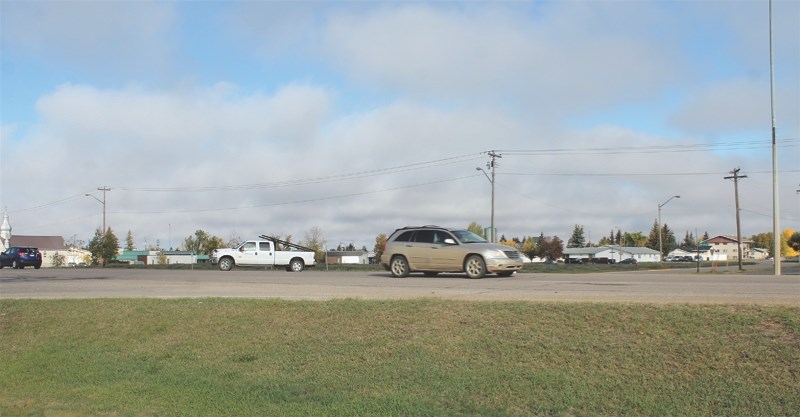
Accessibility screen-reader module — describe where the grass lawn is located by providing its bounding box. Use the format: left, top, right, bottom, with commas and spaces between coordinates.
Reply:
1, 299, 798, 417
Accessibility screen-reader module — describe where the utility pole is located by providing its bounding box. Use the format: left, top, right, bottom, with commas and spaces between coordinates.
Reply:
98, 186, 110, 233
724, 169, 747, 271
86, 186, 111, 233
476, 151, 502, 243
769, 0, 781, 275
488, 151, 500, 243
658, 195, 680, 267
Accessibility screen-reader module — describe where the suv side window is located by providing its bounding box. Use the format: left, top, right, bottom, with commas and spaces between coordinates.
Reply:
434, 231, 454, 244
394, 231, 414, 242
413, 230, 435, 243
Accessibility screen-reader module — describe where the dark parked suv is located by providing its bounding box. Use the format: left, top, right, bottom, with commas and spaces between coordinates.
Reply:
0, 247, 43, 269
380, 226, 523, 278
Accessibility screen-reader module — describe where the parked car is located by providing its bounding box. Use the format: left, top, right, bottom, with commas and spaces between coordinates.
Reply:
380, 226, 523, 278
565, 258, 583, 264
0, 247, 43, 269
619, 258, 637, 264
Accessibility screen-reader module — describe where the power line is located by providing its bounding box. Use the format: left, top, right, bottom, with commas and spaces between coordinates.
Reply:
114, 153, 485, 192
496, 138, 799, 156
108, 174, 480, 215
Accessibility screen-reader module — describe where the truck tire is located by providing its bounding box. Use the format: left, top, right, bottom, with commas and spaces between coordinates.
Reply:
288, 258, 304, 272
218, 257, 234, 271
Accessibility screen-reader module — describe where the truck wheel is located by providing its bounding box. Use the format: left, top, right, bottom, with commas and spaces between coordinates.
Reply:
289, 258, 304, 272
218, 257, 234, 271
390, 256, 410, 278
464, 255, 486, 279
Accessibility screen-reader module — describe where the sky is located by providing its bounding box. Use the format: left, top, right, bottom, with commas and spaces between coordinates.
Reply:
1, 0, 799, 252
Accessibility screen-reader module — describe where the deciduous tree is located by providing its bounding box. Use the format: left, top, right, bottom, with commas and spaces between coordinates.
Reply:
374, 233, 387, 262
467, 222, 485, 239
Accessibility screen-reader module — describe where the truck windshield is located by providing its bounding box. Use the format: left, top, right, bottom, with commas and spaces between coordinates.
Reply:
451, 230, 487, 243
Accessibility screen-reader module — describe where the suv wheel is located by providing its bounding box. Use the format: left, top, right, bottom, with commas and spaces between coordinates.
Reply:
464, 255, 486, 279
390, 256, 410, 278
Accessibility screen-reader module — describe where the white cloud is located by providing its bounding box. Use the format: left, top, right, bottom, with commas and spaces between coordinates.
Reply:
319, 2, 683, 115
1, 1, 177, 80
2, 1, 798, 251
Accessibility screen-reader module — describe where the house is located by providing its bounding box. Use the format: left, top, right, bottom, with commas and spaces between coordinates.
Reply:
115, 250, 208, 265
702, 235, 753, 260
750, 247, 769, 260
325, 250, 371, 265
563, 245, 660, 263
668, 247, 730, 261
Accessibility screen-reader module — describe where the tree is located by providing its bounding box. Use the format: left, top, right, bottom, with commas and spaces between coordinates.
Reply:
374, 233, 388, 262
498, 237, 516, 249
521, 237, 537, 260
782, 229, 798, 257
751, 232, 772, 250
184, 230, 225, 255
567, 224, 585, 248
788, 231, 800, 254
622, 232, 647, 247
615, 229, 622, 246
467, 222, 485, 239
125, 230, 135, 251
536, 234, 564, 261
682, 231, 696, 249
88, 227, 119, 266
301, 226, 326, 263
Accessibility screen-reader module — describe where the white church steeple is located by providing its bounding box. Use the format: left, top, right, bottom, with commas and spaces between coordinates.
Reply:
0, 209, 11, 251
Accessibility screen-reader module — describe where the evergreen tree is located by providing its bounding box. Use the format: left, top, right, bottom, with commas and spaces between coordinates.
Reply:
647, 220, 660, 250
125, 230, 135, 251
88, 227, 119, 266
615, 229, 623, 246
567, 224, 586, 248
662, 224, 677, 256
682, 231, 696, 249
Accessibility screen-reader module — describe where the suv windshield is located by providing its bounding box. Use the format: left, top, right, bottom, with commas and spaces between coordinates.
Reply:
451, 230, 487, 243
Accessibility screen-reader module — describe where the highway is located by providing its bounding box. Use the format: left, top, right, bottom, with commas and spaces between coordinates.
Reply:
1, 263, 798, 305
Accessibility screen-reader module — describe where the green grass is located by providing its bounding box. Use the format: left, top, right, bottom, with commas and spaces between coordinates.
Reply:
2, 299, 798, 417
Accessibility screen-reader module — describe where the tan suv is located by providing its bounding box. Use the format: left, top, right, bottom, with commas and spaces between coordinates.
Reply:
380, 226, 523, 278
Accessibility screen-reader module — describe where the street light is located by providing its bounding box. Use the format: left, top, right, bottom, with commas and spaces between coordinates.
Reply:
658, 195, 680, 266
85, 187, 110, 233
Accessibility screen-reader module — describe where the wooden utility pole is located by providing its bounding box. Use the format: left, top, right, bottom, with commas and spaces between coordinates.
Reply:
724, 169, 747, 271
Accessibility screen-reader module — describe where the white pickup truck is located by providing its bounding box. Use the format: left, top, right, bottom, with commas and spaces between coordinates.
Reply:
210, 236, 316, 272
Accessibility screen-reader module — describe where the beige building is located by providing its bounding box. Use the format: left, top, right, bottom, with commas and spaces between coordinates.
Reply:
702, 235, 753, 260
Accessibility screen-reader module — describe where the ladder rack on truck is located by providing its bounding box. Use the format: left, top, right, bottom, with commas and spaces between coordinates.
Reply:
258, 235, 315, 252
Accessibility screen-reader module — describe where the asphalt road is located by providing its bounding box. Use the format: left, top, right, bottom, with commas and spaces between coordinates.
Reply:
1, 263, 798, 305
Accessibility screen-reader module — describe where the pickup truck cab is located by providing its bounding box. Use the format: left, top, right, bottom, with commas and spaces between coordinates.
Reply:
210, 236, 316, 272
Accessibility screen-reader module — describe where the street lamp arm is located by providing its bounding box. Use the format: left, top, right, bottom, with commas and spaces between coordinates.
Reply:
659, 195, 680, 209
475, 167, 492, 183
85, 194, 103, 204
